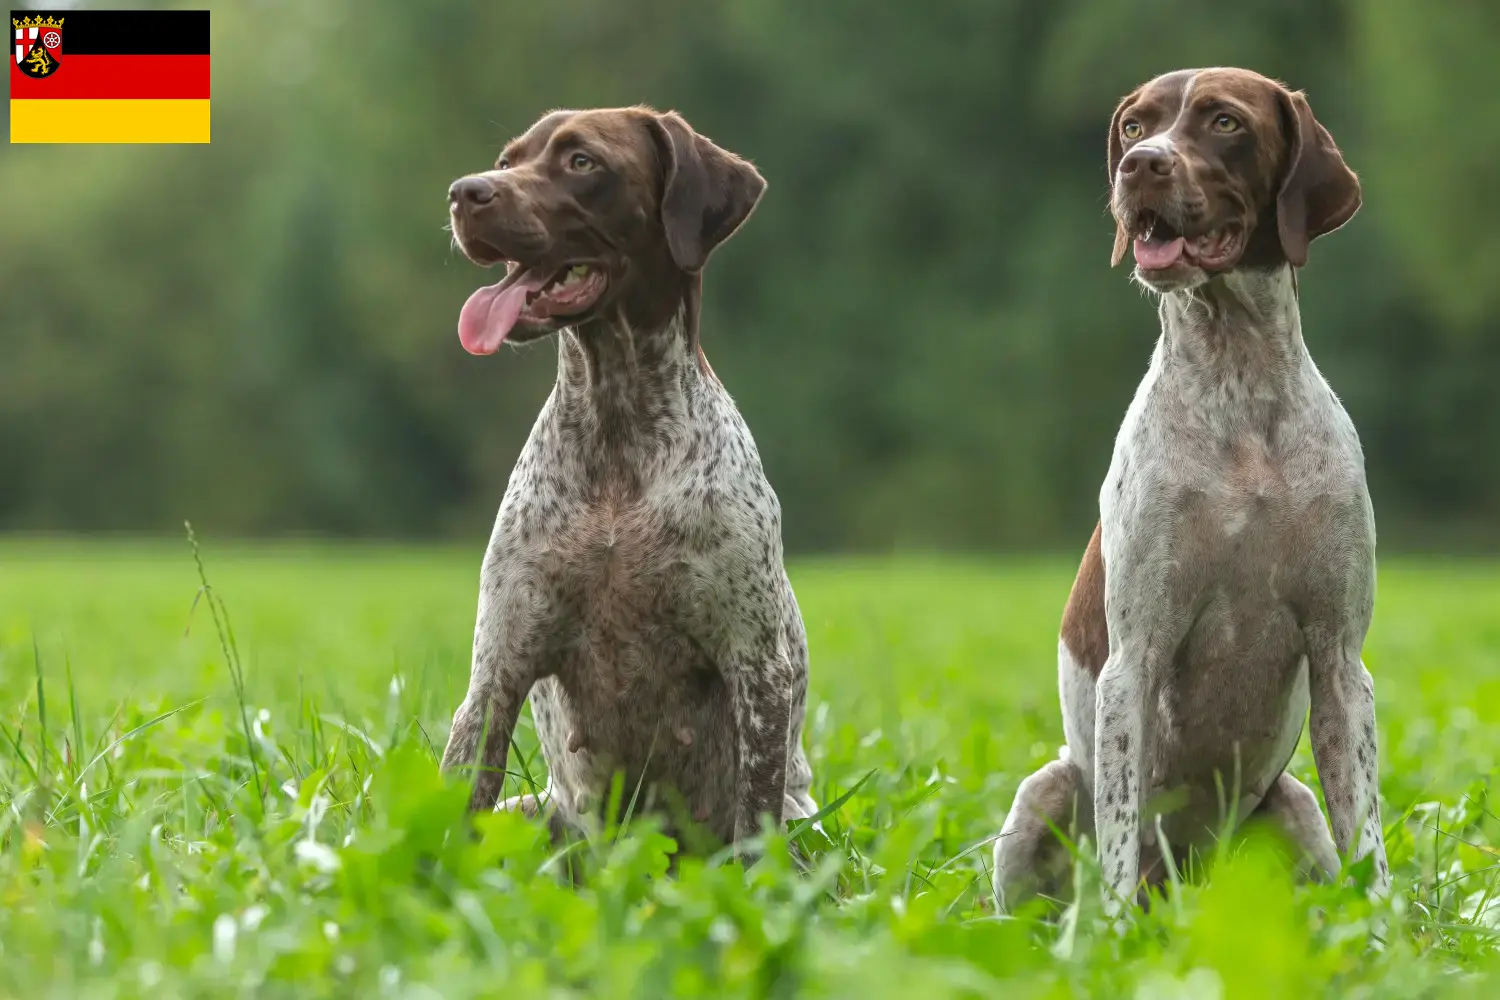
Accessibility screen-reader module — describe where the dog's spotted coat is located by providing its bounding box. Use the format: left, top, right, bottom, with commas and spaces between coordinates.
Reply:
440, 107, 816, 848
993, 69, 1391, 914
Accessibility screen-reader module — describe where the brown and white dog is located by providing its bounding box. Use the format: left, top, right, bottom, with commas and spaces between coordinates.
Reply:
993, 69, 1391, 914
439, 107, 817, 850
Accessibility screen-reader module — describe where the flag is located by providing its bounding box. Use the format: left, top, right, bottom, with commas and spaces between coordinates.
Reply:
11, 9, 209, 143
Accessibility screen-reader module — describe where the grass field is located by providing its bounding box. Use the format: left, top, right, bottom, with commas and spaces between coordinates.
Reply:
3, 540, 1500, 998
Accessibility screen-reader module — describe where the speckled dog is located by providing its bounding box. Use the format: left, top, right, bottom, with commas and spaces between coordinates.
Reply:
439, 106, 817, 849
993, 69, 1391, 914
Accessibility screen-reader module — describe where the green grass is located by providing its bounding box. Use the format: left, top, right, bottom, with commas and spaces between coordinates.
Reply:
2, 540, 1499, 998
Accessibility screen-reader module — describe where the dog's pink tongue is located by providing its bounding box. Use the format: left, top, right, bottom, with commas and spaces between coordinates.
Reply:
457, 269, 551, 355
1134, 236, 1186, 270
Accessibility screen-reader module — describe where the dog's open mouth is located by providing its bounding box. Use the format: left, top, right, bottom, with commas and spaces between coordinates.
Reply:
457, 261, 608, 356
1131, 212, 1243, 273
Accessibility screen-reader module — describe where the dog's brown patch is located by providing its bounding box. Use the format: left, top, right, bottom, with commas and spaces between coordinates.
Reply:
1060, 522, 1108, 677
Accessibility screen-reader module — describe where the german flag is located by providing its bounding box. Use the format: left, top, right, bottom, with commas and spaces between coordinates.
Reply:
10, 9, 209, 143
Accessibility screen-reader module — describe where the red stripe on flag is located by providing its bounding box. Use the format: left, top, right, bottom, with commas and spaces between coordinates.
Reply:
9, 54, 210, 100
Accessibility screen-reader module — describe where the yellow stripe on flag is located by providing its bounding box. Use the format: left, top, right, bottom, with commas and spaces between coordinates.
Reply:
10, 99, 210, 144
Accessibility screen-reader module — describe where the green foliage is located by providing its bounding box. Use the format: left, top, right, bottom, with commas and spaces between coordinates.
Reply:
0, 0, 1496, 549
3, 543, 1500, 994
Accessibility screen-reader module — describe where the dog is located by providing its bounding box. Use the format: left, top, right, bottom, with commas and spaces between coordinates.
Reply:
438, 106, 818, 850
993, 69, 1391, 914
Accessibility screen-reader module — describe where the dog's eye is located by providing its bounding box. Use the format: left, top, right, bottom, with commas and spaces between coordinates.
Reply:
569, 152, 596, 171
496, 156, 510, 170
1212, 114, 1240, 133
1122, 120, 1143, 141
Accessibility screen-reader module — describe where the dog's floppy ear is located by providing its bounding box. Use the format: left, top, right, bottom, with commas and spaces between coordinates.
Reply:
1107, 89, 1141, 267
1273, 88, 1361, 267
648, 111, 766, 273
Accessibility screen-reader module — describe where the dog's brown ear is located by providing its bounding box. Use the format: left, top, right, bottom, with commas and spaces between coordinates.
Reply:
1107, 90, 1139, 267
648, 111, 766, 273
1274, 89, 1361, 267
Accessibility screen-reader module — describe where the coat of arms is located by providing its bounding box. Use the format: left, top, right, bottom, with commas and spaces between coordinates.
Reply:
13, 14, 64, 78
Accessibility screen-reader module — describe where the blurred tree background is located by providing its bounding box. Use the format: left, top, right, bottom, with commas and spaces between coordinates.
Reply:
2, 0, 1496, 553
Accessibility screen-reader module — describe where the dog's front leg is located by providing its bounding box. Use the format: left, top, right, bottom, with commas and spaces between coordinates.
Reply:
1093, 643, 1156, 916
725, 637, 793, 850
440, 569, 551, 813
1307, 626, 1391, 894
441, 672, 531, 813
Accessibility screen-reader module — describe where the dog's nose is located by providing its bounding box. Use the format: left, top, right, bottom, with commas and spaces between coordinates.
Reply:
1119, 146, 1175, 178
449, 176, 496, 208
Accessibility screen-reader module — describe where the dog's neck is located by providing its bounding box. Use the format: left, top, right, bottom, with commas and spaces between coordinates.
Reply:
1155, 264, 1309, 405
552, 301, 705, 469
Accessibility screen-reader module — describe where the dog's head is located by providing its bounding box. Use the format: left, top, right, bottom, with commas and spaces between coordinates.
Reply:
1107, 68, 1360, 293
447, 106, 765, 354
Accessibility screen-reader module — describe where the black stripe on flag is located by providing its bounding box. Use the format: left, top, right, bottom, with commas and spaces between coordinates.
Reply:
14, 9, 209, 55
